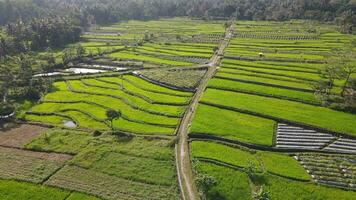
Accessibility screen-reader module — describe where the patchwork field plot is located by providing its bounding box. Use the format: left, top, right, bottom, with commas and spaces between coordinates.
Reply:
0, 124, 47, 148
0, 146, 71, 184
25, 129, 179, 200
137, 68, 207, 91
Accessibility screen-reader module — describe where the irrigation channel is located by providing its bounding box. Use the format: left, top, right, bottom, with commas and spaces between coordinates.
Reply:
175, 23, 235, 200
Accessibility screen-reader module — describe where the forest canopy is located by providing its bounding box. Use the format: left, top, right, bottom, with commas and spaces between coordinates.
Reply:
0, 0, 355, 29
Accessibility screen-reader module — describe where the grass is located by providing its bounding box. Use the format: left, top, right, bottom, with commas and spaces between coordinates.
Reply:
88, 152, 176, 186
0, 179, 68, 200
25, 129, 93, 154
0, 179, 100, 200
190, 104, 275, 146
202, 88, 356, 136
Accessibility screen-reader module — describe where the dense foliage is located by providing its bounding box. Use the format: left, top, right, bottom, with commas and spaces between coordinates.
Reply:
0, 0, 355, 32
1, 17, 81, 58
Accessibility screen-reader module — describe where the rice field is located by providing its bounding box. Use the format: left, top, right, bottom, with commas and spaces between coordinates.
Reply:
6, 18, 356, 200
189, 20, 356, 199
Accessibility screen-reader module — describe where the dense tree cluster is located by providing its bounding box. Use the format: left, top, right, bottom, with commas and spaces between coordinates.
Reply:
0, 17, 82, 58
0, 55, 51, 115
0, 0, 355, 32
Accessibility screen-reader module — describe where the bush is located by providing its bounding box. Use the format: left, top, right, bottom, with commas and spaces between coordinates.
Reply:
92, 130, 102, 137
0, 103, 15, 116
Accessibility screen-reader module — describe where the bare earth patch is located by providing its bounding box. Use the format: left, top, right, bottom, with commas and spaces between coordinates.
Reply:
0, 124, 48, 148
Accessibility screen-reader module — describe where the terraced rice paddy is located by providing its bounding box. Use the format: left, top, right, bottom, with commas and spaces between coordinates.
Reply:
189, 20, 356, 199
25, 75, 192, 135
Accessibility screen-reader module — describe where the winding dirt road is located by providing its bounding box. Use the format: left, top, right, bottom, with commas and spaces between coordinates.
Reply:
175, 23, 234, 200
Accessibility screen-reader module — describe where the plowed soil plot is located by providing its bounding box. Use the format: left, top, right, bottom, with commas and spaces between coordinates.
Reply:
0, 146, 72, 183
45, 165, 178, 200
0, 124, 47, 148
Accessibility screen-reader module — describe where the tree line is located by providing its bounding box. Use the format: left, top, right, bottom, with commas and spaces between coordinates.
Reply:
0, 0, 355, 33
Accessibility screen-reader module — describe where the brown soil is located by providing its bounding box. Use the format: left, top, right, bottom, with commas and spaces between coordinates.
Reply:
0, 124, 48, 148
0, 146, 72, 163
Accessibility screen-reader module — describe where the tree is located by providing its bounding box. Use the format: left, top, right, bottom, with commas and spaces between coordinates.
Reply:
0, 64, 14, 103
342, 78, 356, 112
254, 186, 270, 200
320, 56, 345, 89
338, 47, 356, 96
106, 109, 121, 130
75, 44, 86, 59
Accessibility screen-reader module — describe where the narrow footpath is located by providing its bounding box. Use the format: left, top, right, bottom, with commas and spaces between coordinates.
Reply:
175, 23, 234, 200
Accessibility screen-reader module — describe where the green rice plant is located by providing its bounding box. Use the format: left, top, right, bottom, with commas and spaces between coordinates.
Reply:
208, 78, 317, 103
61, 110, 108, 130
25, 114, 67, 126
119, 75, 192, 96
216, 71, 313, 91
190, 141, 260, 169
88, 77, 191, 104
68, 80, 186, 117
257, 152, 310, 181
42, 90, 180, 125
221, 62, 321, 81
201, 89, 356, 135
110, 51, 194, 66
190, 104, 275, 146
265, 175, 356, 200
191, 141, 309, 180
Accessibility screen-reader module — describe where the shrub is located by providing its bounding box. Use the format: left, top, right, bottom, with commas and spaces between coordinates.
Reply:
92, 130, 102, 137
0, 103, 15, 116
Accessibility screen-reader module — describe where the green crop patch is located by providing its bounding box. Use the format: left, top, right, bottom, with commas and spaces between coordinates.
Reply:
195, 162, 252, 200
201, 89, 356, 136
191, 141, 310, 180
190, 104, 275, 146
208, 78, 317, 103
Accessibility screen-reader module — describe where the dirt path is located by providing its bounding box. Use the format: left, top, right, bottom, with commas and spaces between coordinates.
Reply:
175, 24, 234, 200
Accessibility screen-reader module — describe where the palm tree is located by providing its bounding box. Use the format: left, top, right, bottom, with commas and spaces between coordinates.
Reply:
106, 109, 121, 130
